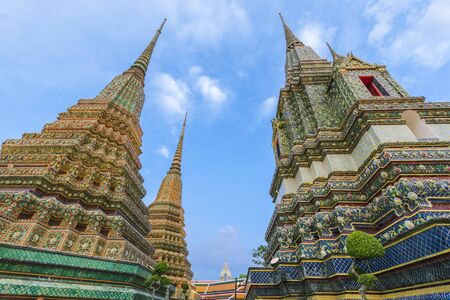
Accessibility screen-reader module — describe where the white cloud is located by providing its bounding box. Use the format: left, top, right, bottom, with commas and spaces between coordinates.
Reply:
188, 66, 228, 115
169, 0, 251, 46
197, 75, 227, 109
365, 0, 412, 44
259, 96, 276, 119
298, 23, 337, 56
151, 73, 190, 120
156, 145, 170, 158
150, 67, 229, 122
365, 0, 450, 69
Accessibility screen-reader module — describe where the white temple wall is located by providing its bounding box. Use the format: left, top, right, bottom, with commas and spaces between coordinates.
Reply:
276, 123, 450, 201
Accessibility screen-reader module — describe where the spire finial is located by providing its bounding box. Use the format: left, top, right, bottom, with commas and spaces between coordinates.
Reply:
158, 18, 167, 32
326, 42, 343, 61
128, 18, 167, 81
278, 12, 287, 26
168, 113, 187, 175
183, 112, 187, 129
278, 13, 304, 50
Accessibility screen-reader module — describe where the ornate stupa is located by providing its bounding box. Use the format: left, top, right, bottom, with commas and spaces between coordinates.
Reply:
220, 261, 232, 281
0, 20, 170, 299
147, 113, 193, 286
245, 14, 450, 299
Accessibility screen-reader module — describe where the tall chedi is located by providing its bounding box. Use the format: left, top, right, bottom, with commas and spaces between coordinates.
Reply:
0, 20, 170, 299
147, 113, 193, 287
245, 14, 450, 299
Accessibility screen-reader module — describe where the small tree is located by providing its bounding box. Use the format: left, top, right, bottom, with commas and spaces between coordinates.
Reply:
180, 281, 190, 300
145, 262, 172, 300
238, 274, 247, 279
346, 231, 385, 300
251, 245, 268, 266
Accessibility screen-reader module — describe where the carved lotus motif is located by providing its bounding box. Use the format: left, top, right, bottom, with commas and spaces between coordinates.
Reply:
407, 192, 418, 201
393, 197, 403, 206
404, 220, 415, 229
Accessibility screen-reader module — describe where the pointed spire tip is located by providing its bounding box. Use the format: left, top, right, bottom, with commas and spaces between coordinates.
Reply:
127, 19, 166, 82
168, 113, 187, 174
326, 41, 343, 61
158, 18, 167, 32
278, 12, 287, 26
278, 13, 303, 49
181, 112, 187, 136
326, 41, 334, 55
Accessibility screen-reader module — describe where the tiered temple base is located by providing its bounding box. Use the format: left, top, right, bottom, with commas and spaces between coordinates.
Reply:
247, 224, 450, 299
0, 243, 172, 300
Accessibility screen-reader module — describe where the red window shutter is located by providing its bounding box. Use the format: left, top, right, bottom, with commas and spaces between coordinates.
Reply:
359, 76, 382, 96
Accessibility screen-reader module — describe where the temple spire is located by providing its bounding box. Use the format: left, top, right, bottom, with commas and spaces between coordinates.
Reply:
326, 42, 343, 61
279, 13, 304, 50
147, 112, 193, 284
128, 18, 167, 81
95, 18, 166, 117
168, 113, 187, 175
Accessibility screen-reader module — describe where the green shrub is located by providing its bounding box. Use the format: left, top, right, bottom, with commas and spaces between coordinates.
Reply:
145, 262, 172, 289
181, 282, 190, 291
357, 273, 378, 288
144, 274, 161, 287
160, 276, 171, 286
346, 231, 385, 259
153, 262, 169, 275
251, 245, 268, 266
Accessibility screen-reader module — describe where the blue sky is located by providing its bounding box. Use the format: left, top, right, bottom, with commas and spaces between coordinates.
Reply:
1, 0, 450, 279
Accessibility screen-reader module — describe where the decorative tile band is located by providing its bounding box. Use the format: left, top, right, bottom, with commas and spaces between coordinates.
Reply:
0, 243, 151, 286
249, 224, 450, 284
0, 277, 151, 300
